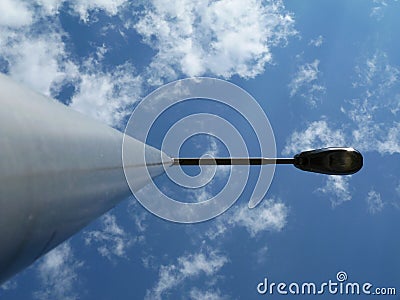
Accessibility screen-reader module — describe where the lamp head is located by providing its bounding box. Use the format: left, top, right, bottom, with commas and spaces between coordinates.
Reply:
294, 147, 363, 175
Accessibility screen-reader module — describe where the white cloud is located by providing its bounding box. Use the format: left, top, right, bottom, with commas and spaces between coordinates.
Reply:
255, 245, 269, 264
317, 175, 352, 207
1, 29, 141, 127
394, 183, 400, 209
283, 120, 354, 206
189, 288, 227, 300
135, 0, 296, 82
70, 0, 129, 22
345, 52, 400, 154
370, 0, 387, 19
185, 136, 231, 203
377, 123, 400, 154
145, 249, 228, 300
289, 59, 325, 106
32, 0, 128, 21
341, 101, 400, 155
188, 187, 213, 203
283, 110, 400, 206
0, 0, 33, 27
141, 255, 157, 270
281, 52, 400, 205
84, 213, 134, 261
0, 22, 142, 128
128, 200, 149, 233
0, 0, 297, 129
33, 0, 64, 16
344, 101, 379, 152
70, 61, 142, 128
0, 29, 78, 97
0, 2, 144, 128
206, 198, 288, 239
33, 242, 83, 300
366, 189, 384, 214
0, 279, 17, 291
309, 35, 324, 47
282, 120, 346, 156
0, 0, 130, 26
353, 51, 399, 93
0, 1, 297, 298
230, 199, 288, 236
369, 0, 399, 20
205, 137, 231, 178
271, 45, 395, 211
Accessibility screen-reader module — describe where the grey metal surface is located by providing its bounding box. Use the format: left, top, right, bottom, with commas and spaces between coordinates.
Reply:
0, 74, 171, 284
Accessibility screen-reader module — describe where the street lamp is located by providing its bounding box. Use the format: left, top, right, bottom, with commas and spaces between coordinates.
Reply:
174, 147, 363, 175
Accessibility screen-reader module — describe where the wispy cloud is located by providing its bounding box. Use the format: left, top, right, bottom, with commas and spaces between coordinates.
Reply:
145, 248, 228, 300
308, 35, 324, 47
186, 136, 231, 203
366, 189, 384, 214
255, 245, 269, 264
396, 182, 400, 196
22, 0, 128, 22
128, 199, 149, 233
369, 0, 398, 20
282, 120, 354, 206
284, 51, 400, 204
341, 102, 400, 155
84, 213, 134, 261
203, 137, 231, 179
394, 183, 400, 209
229, 199, 288, 236
135, 0, 296, 82
289, 59, 326, 106
282, 120, 346, 156
352, 51, 399, 94
206, 198, 288, 239
377, 122, 400, 154
370, 0, 387, 20
33, 242, 83, 300
317, 176, 352, 207
189, 288, 228, 300
347, 52, 400, 154
0, 279, 17, 291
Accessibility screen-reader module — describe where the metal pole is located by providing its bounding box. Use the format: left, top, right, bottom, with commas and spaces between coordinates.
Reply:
173, 158, 295, 165
0, 74, 171, 284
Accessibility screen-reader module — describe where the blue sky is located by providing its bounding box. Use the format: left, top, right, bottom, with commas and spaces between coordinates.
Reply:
1, 0, 400, 299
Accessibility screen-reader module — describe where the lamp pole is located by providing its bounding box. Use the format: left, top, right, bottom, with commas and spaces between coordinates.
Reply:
174, 147, 363, 176
174, 157, 294, 165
